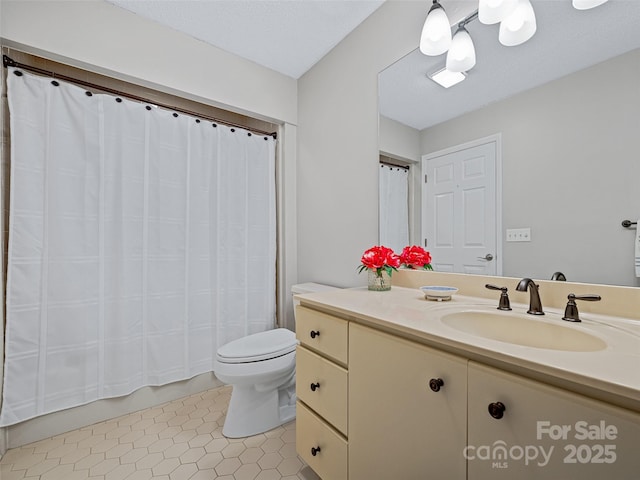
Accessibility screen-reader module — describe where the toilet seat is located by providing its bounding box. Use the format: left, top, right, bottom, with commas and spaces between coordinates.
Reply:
216, 328, 298, 364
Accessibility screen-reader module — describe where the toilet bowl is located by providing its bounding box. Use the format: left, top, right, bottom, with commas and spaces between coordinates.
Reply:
215, 282, 340, 438
214, 328, 298, 438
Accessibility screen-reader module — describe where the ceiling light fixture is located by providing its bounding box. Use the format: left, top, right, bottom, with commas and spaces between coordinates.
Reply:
420, 0, 452, 56
572, 0, 609, 10
428, 68, 467, 88
423, 0, 601, 83
498, 0, 537, 46
420, 0, 536, 80
446, 25, 476, 72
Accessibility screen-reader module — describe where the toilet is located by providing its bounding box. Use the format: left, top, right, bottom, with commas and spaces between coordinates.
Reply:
214, 282, 339, 438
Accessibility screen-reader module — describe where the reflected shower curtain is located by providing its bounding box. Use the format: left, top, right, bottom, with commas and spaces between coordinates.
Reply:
379, 164, 409, 253
1, 68, 276, 426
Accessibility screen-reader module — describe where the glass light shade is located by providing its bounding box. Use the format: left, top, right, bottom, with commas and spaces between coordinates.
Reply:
446, 27, 476, 73
478, 0, 518, 25
499, 0, 537, 46
572, 0, 609, 10
419, 2, 452, 56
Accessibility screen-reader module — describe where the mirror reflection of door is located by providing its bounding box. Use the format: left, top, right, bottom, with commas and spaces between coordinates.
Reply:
379, 160, 409, 254
422, 136, 502, 275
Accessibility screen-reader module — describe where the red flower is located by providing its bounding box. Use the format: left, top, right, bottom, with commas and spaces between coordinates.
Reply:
399, 245, 433, 270
358, 245, 400, 276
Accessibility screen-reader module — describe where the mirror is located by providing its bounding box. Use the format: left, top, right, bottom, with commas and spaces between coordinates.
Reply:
379, 1, 640, 287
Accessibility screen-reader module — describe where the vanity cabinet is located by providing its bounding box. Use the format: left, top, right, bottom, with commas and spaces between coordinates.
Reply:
348, 323, 467, 480
295, 301, 640, 480
468, 362, 640, 480
295, 306, 348, 479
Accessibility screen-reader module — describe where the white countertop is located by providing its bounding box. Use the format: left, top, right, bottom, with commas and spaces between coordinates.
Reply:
297, 286, 640, 412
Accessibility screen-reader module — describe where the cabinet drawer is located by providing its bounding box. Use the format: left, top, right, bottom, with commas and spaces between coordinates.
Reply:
297, 346, 348, 435
296, 306, 348, 365
296, 400, 348, 480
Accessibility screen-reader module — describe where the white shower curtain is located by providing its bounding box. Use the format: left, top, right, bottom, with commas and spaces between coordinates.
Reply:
379, 164, 409, 253
1, 68, 276, 426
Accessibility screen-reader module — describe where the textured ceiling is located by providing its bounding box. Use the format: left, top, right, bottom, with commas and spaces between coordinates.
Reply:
107, 0, 385, 79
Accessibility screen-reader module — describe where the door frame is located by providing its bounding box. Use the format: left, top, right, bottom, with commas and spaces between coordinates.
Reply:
421, 133, 503, 276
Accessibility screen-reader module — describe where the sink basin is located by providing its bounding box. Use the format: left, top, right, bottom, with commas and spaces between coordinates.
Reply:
440, 311, 607, 352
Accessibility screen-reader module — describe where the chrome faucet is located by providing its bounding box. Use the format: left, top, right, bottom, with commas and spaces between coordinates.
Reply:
516, 278, 544, 315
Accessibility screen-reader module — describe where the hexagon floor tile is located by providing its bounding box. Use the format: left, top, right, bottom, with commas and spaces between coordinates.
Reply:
0, 385, 320, 480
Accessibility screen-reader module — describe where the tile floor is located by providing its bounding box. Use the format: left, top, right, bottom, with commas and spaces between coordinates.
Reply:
0, 385, 319, 480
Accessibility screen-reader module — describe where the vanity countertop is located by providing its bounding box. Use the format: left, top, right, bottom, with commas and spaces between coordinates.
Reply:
296, 286, 640, 413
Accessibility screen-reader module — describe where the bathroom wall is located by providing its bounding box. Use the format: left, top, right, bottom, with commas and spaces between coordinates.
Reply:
1, 0, 297, 124
0, 0, 299, 449
297, 0, 475, 288
379, 115, 420, 163
420, 49, 640, 286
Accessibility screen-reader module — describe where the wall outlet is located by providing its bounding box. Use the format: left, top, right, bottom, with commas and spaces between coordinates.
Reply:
506, 228, 531, 242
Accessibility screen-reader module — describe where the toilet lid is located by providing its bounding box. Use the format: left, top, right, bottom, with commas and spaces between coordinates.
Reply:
217, 328, 298, 363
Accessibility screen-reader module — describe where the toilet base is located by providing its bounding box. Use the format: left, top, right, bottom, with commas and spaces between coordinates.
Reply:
222, 382, 296, 438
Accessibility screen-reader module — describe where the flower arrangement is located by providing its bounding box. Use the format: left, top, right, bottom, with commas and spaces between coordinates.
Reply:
357, 245, 401, 279
399, 245, 433, 271
358, 245, 433, 291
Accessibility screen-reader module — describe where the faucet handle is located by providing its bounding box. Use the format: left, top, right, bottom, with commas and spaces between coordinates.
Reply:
485, 284, 512, 311
562, 293, 602, 322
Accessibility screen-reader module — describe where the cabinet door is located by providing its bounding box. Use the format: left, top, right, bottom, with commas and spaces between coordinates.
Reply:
468, 361, 640, 480
349, 323, 467, 480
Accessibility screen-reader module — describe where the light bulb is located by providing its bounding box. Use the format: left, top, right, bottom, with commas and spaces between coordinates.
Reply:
419, 1, 452, 56
499, 0, 536, 46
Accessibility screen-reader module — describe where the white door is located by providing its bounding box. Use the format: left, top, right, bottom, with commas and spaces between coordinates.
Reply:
422, 137, 501, 275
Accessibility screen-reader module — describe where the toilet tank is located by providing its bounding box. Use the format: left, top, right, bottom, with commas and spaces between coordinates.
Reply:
291, 282, 340, 312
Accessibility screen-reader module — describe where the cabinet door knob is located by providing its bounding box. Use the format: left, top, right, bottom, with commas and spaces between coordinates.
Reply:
310, 330, 320, 339
310, 382, 320, 392
488, 401, 506, 419
429, 378, 444, 392
311, 446, 321, 456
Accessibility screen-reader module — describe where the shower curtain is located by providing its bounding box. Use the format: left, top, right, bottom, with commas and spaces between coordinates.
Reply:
379, 164, 409, 253
0, 68, 276, 426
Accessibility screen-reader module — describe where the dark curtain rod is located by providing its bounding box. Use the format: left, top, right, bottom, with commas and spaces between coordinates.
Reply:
3, 55, 277, 139
380, 161, 410, 171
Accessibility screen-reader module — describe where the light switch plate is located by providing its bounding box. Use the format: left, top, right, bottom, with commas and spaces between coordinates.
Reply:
506, 228, 531, 242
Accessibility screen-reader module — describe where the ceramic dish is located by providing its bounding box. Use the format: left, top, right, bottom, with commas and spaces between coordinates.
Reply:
420, 285, 459, 301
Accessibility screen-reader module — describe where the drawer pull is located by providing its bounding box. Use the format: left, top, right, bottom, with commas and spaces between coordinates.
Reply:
310, 330, 320, 339
429, 378, 444, 392
311, 446, 321, 456
310, 382, 320, 392
488, 401, 506, 419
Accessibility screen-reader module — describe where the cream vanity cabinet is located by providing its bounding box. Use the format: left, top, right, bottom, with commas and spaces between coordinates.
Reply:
467, 362, 640, 479
295, 303, 640, 480
295, 306, 348, 479
348, 322, 467, 480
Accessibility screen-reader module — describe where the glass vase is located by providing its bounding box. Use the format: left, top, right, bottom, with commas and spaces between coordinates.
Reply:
368, 269, 391, 291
